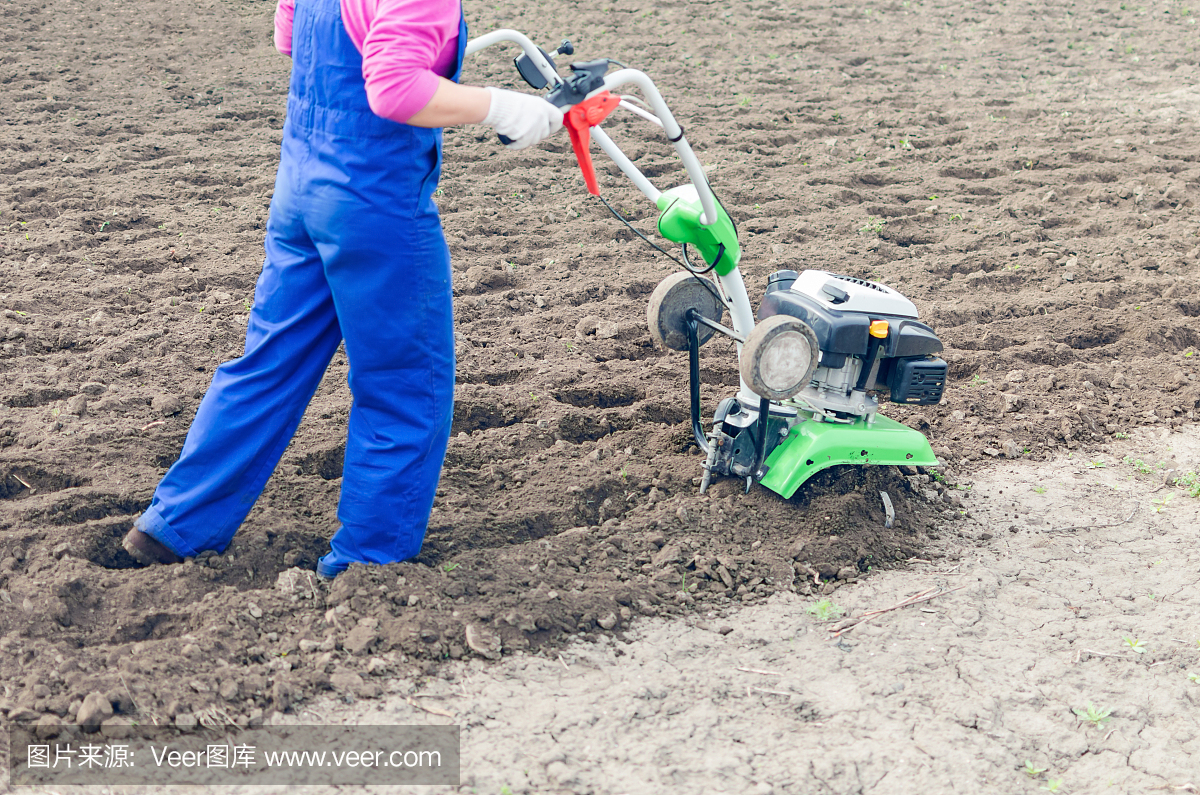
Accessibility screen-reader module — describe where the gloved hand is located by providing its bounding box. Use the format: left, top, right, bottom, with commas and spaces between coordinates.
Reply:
482, 87, 564, 150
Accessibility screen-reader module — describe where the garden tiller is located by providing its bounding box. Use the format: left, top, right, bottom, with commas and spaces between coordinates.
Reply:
465, 31, 948, 497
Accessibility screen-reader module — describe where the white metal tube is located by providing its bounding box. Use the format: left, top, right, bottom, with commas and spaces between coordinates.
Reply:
590, 127, 661, 205
713, 268, 757, 399
618, 100, 663, 128
464, 30, 560, 86
600, 68, 718, 227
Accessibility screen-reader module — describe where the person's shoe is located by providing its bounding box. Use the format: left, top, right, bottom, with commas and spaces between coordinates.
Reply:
315, 555, 348, 580
122, 528, 183, 566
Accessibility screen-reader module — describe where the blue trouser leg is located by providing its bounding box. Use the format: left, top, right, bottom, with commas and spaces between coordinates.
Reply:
312, 211, 455, 577
135, 206, 343, 557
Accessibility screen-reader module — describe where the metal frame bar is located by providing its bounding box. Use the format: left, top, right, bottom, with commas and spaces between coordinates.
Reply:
686, 313, 711, 454
464, 30, 561, 86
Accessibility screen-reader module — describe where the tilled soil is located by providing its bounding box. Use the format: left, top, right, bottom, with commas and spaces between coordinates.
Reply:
1, 0, 1199, 733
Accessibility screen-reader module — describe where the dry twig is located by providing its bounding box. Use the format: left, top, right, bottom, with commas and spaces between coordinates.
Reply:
828, 585, 966, 638
406, 696, 454, 718
1048, 505, 1137, 534
735, 667, 782, 676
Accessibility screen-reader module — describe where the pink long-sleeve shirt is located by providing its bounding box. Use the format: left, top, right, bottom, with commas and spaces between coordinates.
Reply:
274, 0, 461, 124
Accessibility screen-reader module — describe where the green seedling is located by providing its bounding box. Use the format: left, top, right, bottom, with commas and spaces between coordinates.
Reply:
1114, 432, 1129, 439
442, 562, 459, 573
1072, 702, 1112, 727
1123, 456, 1153, 475
738, 96, 751, 107
1032, 485, 1047, 494
1123, 636, 1146, 654
1188, 672, 1199, 682
1087, 460, 1106, 469
949, 213, 963, 221
1173, 471, 1200, 498
1151, 492, 1174, 512
805, 599, 844, 622
1023, 759, 1047, 778
859, 217, 885, 235
970, 374, 988, 386
1041, 779, 1062, 793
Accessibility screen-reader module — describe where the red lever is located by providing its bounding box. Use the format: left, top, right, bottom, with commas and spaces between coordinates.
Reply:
563, 92, 622, 195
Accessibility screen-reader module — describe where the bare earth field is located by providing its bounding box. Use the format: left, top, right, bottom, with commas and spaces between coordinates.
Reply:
2, 0, 1200, 791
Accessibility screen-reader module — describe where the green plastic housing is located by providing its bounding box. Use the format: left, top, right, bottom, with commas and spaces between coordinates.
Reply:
656, 185, 741, 276
758, 413, 940, 499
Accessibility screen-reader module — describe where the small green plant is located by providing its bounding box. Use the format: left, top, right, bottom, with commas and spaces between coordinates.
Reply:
1174, 471, 1200, 497
442, 562, 459, 573
806, 599, 844, 621
1124, 456, 1154, 474
1087, 460, 1106, 469
970, 373, 989, 386
859, 217, 885, 235
1114, 432, 1129, 439
1032, 485, 1047, 494
619, 465, 628, 480
1023, 759, 1047, 778
243, 297, 252, 312
949, 213, 963, 220
1123, 636, 1146, 654
1041, 779, 1063, 793
1151, 492, 1175, 513
1188, 672, 1199, 682
1072, 702, 1112, 727
738, 95, 751, 107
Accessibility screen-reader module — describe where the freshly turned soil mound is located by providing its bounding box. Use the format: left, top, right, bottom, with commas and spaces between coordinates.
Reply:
1, 0, 1198, 729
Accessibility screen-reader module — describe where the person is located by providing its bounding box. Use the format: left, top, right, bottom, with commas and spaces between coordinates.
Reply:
121, 0, 562, 578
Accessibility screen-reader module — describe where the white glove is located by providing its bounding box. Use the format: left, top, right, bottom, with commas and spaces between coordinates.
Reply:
482, 87, 564, 150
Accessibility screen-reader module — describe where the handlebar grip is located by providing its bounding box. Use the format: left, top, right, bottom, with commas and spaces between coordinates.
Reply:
497, 133, 514, 146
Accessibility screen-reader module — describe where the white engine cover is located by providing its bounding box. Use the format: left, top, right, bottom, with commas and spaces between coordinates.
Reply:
789, 270, 920, 319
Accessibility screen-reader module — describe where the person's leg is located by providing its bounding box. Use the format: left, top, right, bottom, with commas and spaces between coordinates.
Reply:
133, 201, 344, 557
310, 215, 455, 577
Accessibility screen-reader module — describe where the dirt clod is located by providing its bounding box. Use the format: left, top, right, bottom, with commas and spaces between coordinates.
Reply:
77, 692, 113, 732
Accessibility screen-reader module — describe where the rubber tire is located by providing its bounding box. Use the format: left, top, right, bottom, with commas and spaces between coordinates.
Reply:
646, 271, 726, 351
739, 314, 820, 401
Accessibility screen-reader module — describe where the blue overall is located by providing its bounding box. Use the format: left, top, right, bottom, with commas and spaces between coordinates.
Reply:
134, 0, 465, 578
